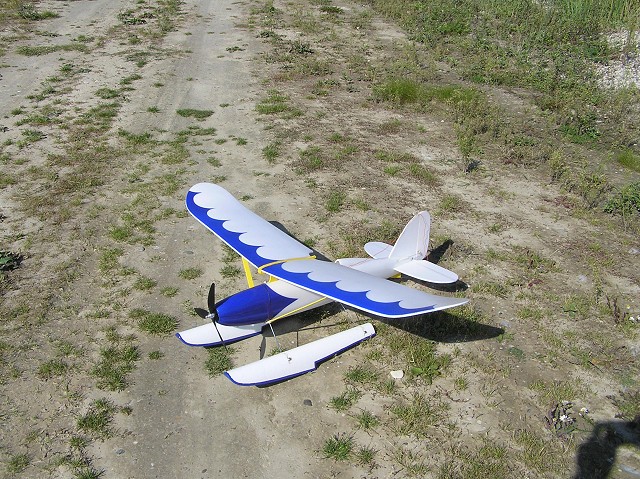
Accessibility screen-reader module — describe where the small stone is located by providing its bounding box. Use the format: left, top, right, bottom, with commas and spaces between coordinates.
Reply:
115, 448, 125, 455
390, 370, 404, 379
303, 399, 312, 406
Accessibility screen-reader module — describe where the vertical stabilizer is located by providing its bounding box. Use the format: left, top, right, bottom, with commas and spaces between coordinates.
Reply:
389, 211, 430, 260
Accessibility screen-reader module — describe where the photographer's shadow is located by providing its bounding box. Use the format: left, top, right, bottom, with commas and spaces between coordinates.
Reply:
573, 417, 639, 478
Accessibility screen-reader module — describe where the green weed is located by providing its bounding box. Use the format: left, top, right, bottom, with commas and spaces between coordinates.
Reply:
92, 343, 140, 391
37, 358, 69, 379
130, 309, 177, 335
205, 347, 234, 376
161, 287, 179, 297
390, 393, 448, 437
77, 399, 116, 439
16, 43, 87, 56
220, 264, 241, 278
354, 409, 380, 430
179, 267, 203, 280
344, 365, 379, 386
605, 182, 640, 217
6, 453, 30, 473
149, 351, 164, 360
325, 190, 346, 212
176, 108, 213, 119
262, 141, 281, 163
329, 387, 361, 411
610, 389, 640, 421
355, 446, 376, 467
322, 433, 353, 461
133, 276, 157, 291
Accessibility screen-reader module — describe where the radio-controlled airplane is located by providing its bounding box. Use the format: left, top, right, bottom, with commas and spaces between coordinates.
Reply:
176, 183, 468, 386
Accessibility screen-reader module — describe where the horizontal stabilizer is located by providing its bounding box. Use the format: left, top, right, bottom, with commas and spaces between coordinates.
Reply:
176, 322, 265, 347
394, 260, 458, 284
225, 323, 376, 386
364, 241, 392, 259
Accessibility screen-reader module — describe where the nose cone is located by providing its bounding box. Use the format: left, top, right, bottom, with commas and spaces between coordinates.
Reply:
216, 283, 296, 326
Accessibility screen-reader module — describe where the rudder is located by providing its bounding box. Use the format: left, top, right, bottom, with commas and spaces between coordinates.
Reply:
389, 211, 430, 260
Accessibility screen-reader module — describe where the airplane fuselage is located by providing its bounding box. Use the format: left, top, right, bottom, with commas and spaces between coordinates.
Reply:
216, 257, 399, 327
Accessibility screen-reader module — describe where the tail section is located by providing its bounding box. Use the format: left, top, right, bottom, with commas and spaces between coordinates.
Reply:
363, 211, 458, 284
389, 211, 430, 260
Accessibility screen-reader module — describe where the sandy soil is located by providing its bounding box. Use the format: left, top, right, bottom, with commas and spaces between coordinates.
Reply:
0, 0, 639, 478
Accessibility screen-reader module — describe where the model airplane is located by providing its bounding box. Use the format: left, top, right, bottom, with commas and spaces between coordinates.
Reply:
176, 183, 468, 386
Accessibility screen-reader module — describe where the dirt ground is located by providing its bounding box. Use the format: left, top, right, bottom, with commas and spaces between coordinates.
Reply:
1, 0, 639, 478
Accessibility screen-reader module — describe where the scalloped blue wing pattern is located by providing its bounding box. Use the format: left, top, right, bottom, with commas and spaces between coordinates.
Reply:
264, 260, 467, 318
186, 183, 312, 268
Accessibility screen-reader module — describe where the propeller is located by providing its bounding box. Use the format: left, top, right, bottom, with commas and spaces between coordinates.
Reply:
195, 283, 226, 349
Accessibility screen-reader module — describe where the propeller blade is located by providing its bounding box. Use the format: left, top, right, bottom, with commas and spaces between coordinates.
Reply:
207, 283, 216, 314
194, 307, 209, 319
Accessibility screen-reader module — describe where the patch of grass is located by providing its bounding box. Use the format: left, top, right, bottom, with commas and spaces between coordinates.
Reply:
160, 286, 179, 297
325, 190, 346, 212
37, 358, 69, 379
6, 452, 30, 473
390, 393, 448, 437
407, 163, 437, 184
18, 129, 46, 147
130, 309, 177, 335
392, 446, 428, 476
92, 343, 140, 391
207, 156, 221, 167
118, 129, 152, 145
16, 43, 88, 56
528, 379, 586, 403
605, 181, 640, 217
220, 264, 241, 278
354, 409, 380, 430
179, 267, 203, 280
95, 87, 120, 99
108, 225, 133, 242
438, 194, 464, 213
149, 350, 164, 360
205, 347, 234, 376
18, 3, 59, 20
120, 73, 142, 85
344, 365, 379, 386
355, 446, 376, 467
513, 429, 550, 474
322, 433, 353, 461
98, 247, 123, 273
329, 387, 361, 411
176, 108, 213, 119
610, 389, 640, 421
133, 276, 157, 290
470, 281, 508, 298
256, 90, 297, 115
438, 440, 510, 479
262, 141, 281, 164
77, 398, 116, 439
615, 149, 640, 172
298, 146, 324, 171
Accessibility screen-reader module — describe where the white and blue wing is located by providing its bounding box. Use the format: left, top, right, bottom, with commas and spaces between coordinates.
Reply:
264, 259, 467, 318
186, 183, 312, 268
186, 183, 466, 319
